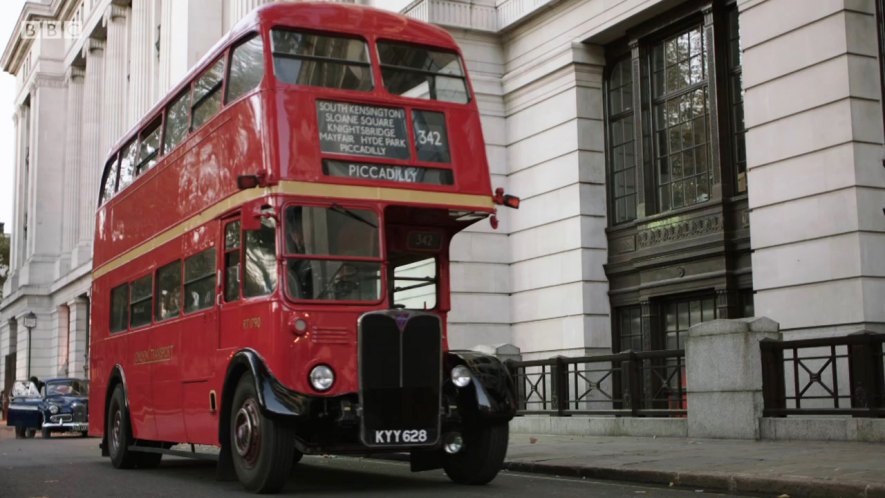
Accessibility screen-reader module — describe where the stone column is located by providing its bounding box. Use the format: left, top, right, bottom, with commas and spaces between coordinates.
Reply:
62, 67, 85, 257
157, 0, 174, 95
74, 38, 105, 265
55, 305, 70, 376
100, 4, 130, 158
128, 0, 152, 127
685, 317, 780, 439
68, 297, 89, 379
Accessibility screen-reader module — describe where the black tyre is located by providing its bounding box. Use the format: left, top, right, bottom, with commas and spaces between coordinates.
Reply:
80, 431, 89, 438
136, 451, 163, 469
24, 428, 36, 439
14, 426, 24, 439
230, 374, 295, 493
107, 384, 139, 469
42, 428, 51, 439
443, 421, 509, 485
292, 449, 303, 466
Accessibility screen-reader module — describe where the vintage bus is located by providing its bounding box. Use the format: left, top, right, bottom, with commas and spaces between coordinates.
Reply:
88, 2, 518, 493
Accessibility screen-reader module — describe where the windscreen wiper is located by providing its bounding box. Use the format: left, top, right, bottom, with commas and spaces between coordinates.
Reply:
331, 203, 377, 228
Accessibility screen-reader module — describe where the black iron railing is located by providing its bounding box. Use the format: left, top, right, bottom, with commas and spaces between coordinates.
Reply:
761, 332, 885, 417
506, 349, 686, 417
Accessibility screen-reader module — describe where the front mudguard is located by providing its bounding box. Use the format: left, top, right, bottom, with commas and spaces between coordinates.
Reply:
444, 350, 517, 422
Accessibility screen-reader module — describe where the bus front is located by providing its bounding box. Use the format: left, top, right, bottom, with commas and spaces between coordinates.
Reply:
220, 4, 517, 492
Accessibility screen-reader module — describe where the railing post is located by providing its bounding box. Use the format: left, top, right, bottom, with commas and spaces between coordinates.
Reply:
551, 356, 569, 416
760, 338, 786, 417
848, 332, 885, 417
622, 351, 641, 417
504, 359, 525, 413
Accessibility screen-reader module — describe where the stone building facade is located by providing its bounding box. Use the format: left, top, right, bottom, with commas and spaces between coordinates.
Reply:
0, 0, 883, 398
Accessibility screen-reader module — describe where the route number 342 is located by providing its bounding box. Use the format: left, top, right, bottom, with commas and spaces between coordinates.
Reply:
416, 129, 443, 146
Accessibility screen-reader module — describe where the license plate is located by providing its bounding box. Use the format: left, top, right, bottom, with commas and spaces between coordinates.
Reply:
373, 429, 430, 445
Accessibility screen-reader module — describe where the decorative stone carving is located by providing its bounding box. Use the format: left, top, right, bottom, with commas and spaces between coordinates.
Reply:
636, 213, 723, 249
610, 235, 636, 254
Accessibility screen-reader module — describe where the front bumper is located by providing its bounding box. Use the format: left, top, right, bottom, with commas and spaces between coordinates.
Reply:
41, 421, 89, 431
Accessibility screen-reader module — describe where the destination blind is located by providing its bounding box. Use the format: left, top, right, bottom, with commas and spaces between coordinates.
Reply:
317, 100, 410, 160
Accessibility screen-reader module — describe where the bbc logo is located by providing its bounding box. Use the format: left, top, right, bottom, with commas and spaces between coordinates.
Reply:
22, 21, 83, 40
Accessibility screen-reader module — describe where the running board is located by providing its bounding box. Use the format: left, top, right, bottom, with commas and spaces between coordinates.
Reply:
128, 443, 219, 462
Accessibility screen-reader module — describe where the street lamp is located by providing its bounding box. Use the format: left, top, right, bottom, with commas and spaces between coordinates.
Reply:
22, 312, 36, 378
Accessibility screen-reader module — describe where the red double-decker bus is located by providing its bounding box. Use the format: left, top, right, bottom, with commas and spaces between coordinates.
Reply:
89, 2, 518, 493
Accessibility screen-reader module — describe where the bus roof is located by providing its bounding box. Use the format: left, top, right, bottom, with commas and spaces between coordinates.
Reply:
110, 2, 459, 156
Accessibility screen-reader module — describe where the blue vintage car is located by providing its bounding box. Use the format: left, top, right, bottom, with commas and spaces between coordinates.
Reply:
6, 378, 89, 438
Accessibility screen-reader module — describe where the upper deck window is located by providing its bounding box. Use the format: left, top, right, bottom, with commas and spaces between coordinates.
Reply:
271, 30, 372, 91
117, 140, 138, 192
227, 35, 265, 103
163, 90, 190, 153
192, 58, 225, 131
377, 42, 469, 104
136, 118, 162, 175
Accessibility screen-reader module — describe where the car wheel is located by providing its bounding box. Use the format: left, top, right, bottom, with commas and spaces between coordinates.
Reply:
81, 431, 89, 438
24, 428, 36, 439
443, 421, 509, 485
107, 384, 139, 469
292, 449, 303, 466
42, 428, 51, 439
14, 426, 25, 439
230, 374, 295, 493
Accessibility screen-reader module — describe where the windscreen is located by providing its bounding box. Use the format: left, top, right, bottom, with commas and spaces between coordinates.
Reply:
377, 42, 469, 104
284, 205, 382, 301
271, 29, 373, 91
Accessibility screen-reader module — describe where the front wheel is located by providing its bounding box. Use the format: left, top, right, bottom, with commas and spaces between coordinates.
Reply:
24, 428, 36, 439
230, 374, 295, 493
42, 428, 51, 439
443, 421, 509, 485
14, 426, 25, 439
107, 384, 139, 469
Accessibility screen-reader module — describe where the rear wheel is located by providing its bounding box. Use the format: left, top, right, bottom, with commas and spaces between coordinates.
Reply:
443, 421, 509, 485
24, 428, 36, 439
14, 426, 24, 439
107, 384, 138, 469
230, 374, 295, 493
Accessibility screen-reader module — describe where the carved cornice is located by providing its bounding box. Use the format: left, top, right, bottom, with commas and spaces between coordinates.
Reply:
636, 213, 723, 250
610, 235, 636, 255
34, 74, 68, 89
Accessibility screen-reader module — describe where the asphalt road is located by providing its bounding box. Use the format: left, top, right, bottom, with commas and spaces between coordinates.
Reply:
0, 432, 743, 497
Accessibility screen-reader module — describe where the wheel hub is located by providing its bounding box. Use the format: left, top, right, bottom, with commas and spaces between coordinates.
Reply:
111, 410, 122, 452
234, 398, 261, 465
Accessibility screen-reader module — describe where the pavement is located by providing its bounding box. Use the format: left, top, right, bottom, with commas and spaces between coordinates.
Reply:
505, 431, 885, 498
3, 422, 884, 497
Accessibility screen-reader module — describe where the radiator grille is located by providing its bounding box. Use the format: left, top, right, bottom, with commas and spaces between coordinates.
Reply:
358, 311, 441, 447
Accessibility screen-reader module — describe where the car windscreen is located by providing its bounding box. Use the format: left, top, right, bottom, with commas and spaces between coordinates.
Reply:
45, 380, 87, 396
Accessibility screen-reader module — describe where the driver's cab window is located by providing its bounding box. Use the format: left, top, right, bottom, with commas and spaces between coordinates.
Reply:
391, 257, 437, 309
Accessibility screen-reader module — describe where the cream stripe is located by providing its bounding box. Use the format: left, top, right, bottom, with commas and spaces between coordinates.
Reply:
92, 181, 493, 280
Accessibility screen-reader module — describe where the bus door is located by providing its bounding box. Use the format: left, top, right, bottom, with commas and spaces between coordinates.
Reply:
176, 222, 220, 444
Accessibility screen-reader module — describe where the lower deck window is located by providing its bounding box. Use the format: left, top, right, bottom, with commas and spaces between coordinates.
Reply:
184, 248, 216, 313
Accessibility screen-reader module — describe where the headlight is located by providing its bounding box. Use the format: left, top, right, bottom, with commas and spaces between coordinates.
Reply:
451, 365, 472, 388
309, 365, 335, 392
49, 404, 59, 414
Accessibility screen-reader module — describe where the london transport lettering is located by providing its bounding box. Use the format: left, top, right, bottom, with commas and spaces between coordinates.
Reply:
317, 101, 410, 159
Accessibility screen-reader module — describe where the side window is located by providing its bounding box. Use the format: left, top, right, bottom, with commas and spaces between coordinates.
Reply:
243, 217, 277, 298
100, 154, 119, 205
163, 90, 190, 153
392, 257, 437, 309
184, 248, 216, 313
192, 59, 225, 131
117, 139, 138, 192
227, 35, 264, 103
224, 220, 241, 302
137, 118, 163, 175
109, 284, 129, 333
156, 260, 182, 321
130, 275, 153, 328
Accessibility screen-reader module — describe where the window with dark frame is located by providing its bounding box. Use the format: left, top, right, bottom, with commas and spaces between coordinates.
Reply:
130, 274, 153, 328
136, 118, 163, 176
109, 283, 129, 333
244, 218, 278, 298
191, 58, 225, 131
661, 295, 716, 351
184, 248, 216, 313
615, 305, 643, 352
224, 220, 242, 302
156, 260, 182, 322
377, 41, 470, 104
117, 139, 138, 192
227, 35, 265, 103
163, 90, 190, 153
605, 3, 746, 224
271, 30, 373, 91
